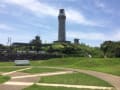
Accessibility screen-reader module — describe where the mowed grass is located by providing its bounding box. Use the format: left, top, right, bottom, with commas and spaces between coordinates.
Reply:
31, 57, 120, 76
23, 67, 65, 74
0, 61, 25, 72
0, 75, 10, 83
0, 57, 119, 75
23, 84, 91, 90
0, 62, 14, 66
39, 72, 112, 87
0, 67, 24, 72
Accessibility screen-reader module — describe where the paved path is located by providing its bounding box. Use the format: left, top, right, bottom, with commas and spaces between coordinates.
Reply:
11, 71, 74, 79
2, 67, 31, 75
4, 82, 113, 90
0, 66, 119, 90
0, 68, 38, 90
74, 69, 120, 90
37, 66, 119, 90
0, 68, 74, 90
0, 72, 3, 74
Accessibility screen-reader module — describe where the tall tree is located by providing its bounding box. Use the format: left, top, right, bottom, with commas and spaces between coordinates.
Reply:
101, 41, 120, 57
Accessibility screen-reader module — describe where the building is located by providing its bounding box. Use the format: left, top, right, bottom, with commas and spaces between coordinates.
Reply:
74, 38, 80, 44
58, 9, 66, 42
54, 9, 70, 43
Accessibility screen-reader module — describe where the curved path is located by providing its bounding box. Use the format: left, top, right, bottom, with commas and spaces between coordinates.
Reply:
38, 66, 119, 90
0, 66, 119, 90
75, 69, 119, 90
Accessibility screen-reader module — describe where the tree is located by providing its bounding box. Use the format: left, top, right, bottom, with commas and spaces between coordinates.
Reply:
30, 36, 42, 53
91, 47, 104, 58
101, 41, 120, 57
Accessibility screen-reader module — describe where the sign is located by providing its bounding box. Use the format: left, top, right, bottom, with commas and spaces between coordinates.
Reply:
14, 60, 30, 66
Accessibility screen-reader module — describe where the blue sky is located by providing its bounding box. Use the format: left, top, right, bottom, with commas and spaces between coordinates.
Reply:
0, 0, 120, 46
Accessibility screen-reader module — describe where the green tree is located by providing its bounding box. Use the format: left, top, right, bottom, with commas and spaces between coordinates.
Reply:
101, 41, 120, 57
30, 36, 42, 53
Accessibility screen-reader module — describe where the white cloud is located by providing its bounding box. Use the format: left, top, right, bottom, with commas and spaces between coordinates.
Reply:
112, 29, 120, 40
0, 4, 6, 8
67, 30, 120, 41
0, 3, 7, 13
66, 9, 101, 26
0, 24, 14, 31
4, 0, 58, 17
66, 0, 76, 1
95, 0, 105, 9
67, 31, 105, 40
94, 0, 113, 13
3, 0, 102, 26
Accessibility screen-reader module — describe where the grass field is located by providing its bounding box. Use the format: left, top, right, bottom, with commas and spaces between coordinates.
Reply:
0, 58, 117, 90
0, 67, 24, 72
0, 57, 119, 76
0, 62, 13, 66
30, 57, 120, 76
23, 67, 65, 74
23, 84, 92, 90
0, 75, 10, 83
39, 72, 112, 87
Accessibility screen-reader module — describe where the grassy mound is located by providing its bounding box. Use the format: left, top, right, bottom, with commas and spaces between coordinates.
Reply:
31, 57, 120, 76
0, 57, 119, 76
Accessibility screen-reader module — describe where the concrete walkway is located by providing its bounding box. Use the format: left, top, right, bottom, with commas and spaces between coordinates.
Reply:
0, 75, 39, 90
2, 67, 31, 75
0, 68, 74, 90
11, 71, 74, 79
0, 67, 37, 90
4, 81, 114, 90
75, 69, 120, 90
0, 66, 119, 90
37, 66, 120, 90
0, 72, 3, 75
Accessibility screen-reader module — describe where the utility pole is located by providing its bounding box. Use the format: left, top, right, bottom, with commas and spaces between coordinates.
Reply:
7, 37, 12, 62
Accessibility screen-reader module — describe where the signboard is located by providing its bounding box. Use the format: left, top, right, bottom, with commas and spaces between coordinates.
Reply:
14, 60, 30, 66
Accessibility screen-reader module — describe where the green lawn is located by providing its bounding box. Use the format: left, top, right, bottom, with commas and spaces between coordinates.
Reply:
0, 57, 120, 76
23, 67, 64, 74
0, 75, 10, 83
88, 65, 120, 76
0, 62, 14, 66
31, 57, 120, 76
39, 72, 112, 87
23, 84, 91, 90
0, 67, 24, 72
0, 58, 117, 90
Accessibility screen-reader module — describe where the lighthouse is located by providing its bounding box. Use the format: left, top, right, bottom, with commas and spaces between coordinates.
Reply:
58, 9, 66, 42
54, 9, 70, 44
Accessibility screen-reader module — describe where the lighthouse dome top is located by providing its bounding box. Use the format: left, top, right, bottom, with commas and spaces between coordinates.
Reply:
59, 9, 65, 15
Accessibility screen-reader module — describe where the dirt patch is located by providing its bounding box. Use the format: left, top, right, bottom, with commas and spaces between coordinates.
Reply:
0, 84, 28, 90
7, 72, 30, 77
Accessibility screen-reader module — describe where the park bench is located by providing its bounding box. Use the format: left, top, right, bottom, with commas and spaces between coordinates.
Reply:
14, 60, 30, 66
